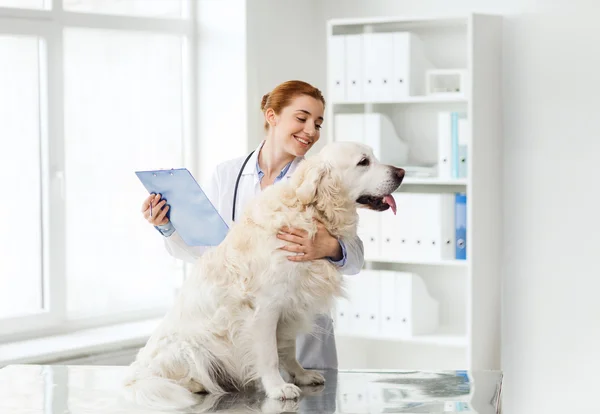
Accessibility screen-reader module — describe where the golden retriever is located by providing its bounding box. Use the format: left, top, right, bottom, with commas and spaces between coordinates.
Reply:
122, 141, 404, 410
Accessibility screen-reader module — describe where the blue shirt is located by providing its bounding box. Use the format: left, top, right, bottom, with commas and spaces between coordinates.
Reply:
155, 157, 347, 266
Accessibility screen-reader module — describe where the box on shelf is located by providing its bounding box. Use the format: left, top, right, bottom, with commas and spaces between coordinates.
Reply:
334, 112, 409, 166
426, 69, 467, 96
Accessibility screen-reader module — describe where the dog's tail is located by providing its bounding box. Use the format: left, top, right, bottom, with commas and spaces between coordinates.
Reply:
122, 374, 200, 411
121, 350, 232, 411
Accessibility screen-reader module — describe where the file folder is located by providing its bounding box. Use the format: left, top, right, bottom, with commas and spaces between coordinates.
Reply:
345, 34, 363, 102
455, 193, 467, 260
437, 112, 453, 178
451, 112, 459, 178
458, 117, 469, 179
328, 35, 346, 102
135, 168, 229, 247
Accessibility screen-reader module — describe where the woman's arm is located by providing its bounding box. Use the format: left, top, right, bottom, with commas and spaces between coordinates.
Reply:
161, 230, 210, 264
335, 235, 365, 275
278, 222, 365, 275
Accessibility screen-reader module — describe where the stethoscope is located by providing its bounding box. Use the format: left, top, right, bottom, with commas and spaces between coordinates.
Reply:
232, 150, 255, 222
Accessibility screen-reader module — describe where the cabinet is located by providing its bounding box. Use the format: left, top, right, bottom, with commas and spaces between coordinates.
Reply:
327, 14, 502, 371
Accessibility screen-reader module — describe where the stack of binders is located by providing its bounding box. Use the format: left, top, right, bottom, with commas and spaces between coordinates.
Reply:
438, 111, 468, 179
357, 192, 467, 262
335, 270, 439, 339
328, 31, 433, 102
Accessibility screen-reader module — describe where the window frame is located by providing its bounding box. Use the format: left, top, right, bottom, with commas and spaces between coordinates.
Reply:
0, 1, 198, 342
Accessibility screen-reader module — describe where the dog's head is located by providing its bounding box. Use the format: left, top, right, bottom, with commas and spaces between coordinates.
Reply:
292, 141, 404, 214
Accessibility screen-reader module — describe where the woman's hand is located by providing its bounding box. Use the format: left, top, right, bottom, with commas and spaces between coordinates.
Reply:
277, 220, 343, 262
141, 193, 170, 226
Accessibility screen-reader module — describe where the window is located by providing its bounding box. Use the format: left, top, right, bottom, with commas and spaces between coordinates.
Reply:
63, 29, 184, 318
0, 36, 44, 320
63, 0, 185, 19
0, 0, 46, 9
0, 1, 196, 339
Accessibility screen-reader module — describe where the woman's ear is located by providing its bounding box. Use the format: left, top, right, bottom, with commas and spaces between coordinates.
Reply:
265, 108, 277, 128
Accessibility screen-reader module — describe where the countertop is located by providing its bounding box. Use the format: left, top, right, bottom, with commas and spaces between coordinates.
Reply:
0, 364, 502, 413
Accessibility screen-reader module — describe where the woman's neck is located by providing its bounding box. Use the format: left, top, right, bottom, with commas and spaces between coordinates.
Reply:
258, 139, 295, 180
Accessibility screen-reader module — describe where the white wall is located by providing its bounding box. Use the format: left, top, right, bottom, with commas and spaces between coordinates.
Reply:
246, 0, 325, 151
316, 1, 600, 413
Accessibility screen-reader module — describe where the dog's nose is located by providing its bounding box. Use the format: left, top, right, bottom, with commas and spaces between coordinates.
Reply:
395, 167, 405, 179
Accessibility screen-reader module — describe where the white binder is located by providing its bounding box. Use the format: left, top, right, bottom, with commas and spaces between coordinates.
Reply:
379, 271, 439, 338
392, 32, 410, 98
339, 271, 380, 336
458, 116, 469, 178
356, 270, 381, 336
392, 32, 433, 98
327, 35, 346, 102
437, 112, 453, 178
357, 208, 381, 261
334, 289, 352, 335
380, 193, 415, 261
345, 34, 363, 102
420, 194, 455, 261
379, 271, 398, 335
362, 32, 394, 102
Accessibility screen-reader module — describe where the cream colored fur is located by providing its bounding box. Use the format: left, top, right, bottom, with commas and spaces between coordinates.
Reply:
122, 142, 403, 410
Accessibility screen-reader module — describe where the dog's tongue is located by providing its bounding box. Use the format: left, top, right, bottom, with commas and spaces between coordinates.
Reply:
383, 194, 397, 215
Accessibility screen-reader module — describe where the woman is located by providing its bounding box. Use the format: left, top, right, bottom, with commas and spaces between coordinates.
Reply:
140, 80, 364, 370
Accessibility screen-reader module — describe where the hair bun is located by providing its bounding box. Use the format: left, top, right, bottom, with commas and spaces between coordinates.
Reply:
261, 93, 270, 111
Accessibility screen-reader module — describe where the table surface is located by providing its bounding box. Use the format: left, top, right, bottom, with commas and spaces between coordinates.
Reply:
0, 364, 502, 413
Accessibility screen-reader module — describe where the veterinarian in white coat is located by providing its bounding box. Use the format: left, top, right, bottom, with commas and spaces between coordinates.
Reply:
141, 80, 364, 371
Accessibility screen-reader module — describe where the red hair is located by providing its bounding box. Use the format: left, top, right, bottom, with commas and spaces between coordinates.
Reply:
261, 80, 326, 130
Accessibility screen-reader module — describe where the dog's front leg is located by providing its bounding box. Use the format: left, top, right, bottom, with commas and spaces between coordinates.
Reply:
253, 312, 301, 400
278, 340, 325, 386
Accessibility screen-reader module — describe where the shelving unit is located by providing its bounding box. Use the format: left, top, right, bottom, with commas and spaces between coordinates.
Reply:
326, 14, 502, 371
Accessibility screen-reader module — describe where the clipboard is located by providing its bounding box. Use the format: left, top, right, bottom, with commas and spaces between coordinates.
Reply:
135, 168, 229, 246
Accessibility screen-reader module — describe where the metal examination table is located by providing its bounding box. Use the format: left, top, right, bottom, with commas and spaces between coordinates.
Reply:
0, 364, 502, 413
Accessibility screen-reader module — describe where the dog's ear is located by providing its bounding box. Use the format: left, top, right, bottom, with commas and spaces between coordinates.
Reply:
294, 158, 342, 210
295, 158, 332, 205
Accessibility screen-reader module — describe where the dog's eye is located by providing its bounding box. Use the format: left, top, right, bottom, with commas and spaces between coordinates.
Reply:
357, 158, 370, 167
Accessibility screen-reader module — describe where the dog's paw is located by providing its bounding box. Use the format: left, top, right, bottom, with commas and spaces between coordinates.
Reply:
266, 383, 301, 400
187, 379, 206, 394
260, 398, 300, 413
293, 370, 325, 386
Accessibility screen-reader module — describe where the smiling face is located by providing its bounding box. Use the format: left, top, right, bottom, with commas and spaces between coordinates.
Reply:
264, 94, 324, 157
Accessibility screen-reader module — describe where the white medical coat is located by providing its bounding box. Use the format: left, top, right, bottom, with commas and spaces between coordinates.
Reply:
160, 141, 365, 370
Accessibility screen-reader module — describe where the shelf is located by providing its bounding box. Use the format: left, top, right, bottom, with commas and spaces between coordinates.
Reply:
401, 177, 468, 186
339, 326, 468, 348
328, 15, 469, 28
365, 258, 468, 267
332, 95, 467, 105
